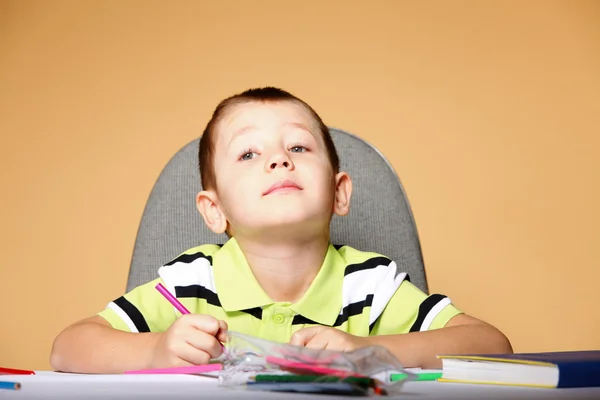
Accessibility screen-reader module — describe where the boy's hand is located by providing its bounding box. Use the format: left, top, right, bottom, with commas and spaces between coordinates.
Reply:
289, 326, 368, 352
149, 314, 227, 368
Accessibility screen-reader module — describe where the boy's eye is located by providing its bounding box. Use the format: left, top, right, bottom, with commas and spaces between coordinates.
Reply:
290, 146, 307, 153
240, 151, 258, 161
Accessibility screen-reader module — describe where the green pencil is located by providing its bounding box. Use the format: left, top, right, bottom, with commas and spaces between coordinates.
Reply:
390, 371, 442, 382
253, 374, 374, 387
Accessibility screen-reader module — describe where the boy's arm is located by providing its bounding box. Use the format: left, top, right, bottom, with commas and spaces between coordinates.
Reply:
367, 278, 513, 367
364, 313, 513, 368
50, 315, 160, 373
290, 313, 512, 369
50, 278, 169, 373
290, 275, 512, 368
50, 314, 227, 373
50, 274, 227, 373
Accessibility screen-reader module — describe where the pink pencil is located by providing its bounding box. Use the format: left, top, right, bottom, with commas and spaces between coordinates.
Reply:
155, 282, 225, 350
265, 356, 363, 377
125, 363, 223, 375
155, 283, 190, 315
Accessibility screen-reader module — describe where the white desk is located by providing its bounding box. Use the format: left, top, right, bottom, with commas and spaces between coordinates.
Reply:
0, 371, 598, 399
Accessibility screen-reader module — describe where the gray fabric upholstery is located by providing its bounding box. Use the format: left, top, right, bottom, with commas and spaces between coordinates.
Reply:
126, 128, 428, 293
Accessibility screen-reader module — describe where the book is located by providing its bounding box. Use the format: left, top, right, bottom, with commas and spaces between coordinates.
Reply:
437, 350, 600, 388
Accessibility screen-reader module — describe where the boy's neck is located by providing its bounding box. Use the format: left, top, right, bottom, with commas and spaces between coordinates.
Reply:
234, 233, 330, 304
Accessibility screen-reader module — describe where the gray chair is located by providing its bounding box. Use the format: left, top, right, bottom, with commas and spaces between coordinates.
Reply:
125, 128, 428, 293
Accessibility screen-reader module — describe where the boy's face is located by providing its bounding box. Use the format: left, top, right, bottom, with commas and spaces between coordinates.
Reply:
198, 101, 351, 239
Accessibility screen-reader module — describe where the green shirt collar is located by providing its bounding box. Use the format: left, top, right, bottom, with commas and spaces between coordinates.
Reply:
213, 238, 273, 311
289, 243, 344, 326
213, 238, 344, 326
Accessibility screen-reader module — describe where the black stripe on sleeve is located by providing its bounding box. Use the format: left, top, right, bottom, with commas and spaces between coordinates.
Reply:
291, 295, 375, 327
344, 257, 393, 276
369, 319, 378, 333
368, 273, 411, 333
409, 294, 447, 332
175, 285, 221, 307
332, 294, 374, 326
164, 252, 213, 266
113, 296, 151, 333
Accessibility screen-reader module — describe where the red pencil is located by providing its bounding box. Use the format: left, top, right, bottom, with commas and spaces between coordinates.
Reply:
0, 367, 35, 375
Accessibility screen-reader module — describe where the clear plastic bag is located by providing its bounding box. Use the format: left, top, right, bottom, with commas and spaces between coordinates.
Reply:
219, 331, 416, 394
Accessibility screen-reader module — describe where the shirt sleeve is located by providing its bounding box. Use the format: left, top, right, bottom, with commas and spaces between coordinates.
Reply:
370, 280, 462, 335
96, 278, 178, 333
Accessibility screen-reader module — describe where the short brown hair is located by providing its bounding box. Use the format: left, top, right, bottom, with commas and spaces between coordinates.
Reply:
198, 87, 339, 191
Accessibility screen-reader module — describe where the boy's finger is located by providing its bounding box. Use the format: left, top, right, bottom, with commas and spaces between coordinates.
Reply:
216, 320, 228, 343
178, 341, 213, 365
304, 334, 329, 350
184, 331, 224, 359
184, 314, 220, 336
289, 326, 322, 346
219, 320, 228, 331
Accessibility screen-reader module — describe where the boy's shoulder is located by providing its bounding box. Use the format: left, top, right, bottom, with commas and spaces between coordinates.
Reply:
162, 243, 223, 267
334, 244, 393, 266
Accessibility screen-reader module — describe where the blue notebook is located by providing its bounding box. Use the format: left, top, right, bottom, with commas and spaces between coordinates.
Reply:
437, 350, 600, 388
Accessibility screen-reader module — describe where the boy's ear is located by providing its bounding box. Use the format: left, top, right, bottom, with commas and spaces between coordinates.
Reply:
333, 172, 352, 216
196, 190, 228, 234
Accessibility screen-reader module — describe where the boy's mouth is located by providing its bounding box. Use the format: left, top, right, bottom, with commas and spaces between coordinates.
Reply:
263, 179, 303, 196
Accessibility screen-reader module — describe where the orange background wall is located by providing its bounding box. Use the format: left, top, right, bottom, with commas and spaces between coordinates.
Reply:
1, 0, 598, 369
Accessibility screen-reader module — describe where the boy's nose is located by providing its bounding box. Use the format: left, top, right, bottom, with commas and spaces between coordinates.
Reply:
267, 153, 294, 171
270, 161, 289, 169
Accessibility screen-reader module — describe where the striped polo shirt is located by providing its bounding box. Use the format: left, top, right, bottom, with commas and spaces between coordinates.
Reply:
97, 238, 461, 342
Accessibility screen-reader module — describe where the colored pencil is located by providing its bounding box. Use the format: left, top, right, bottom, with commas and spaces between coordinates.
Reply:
254, 373, 374, 386
0, 367, 34, 375
265, 356, 363, 377
155, 283, 225, 350
0, 381, 21, 390
390, 371, 442, 382
125, 363, 222, 375
247, 381, 369, 395
155, 283, 190, 315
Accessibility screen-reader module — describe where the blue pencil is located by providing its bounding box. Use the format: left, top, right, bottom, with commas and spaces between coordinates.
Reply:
0, 381, 21, 390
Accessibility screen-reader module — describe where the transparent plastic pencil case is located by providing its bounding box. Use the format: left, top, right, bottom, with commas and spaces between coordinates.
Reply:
218, 331, 417, 395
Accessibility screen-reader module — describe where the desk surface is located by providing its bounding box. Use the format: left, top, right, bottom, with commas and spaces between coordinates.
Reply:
0, 371, 598, 399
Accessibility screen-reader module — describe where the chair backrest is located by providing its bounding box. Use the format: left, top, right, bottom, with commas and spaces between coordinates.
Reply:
126, 128, 428, 293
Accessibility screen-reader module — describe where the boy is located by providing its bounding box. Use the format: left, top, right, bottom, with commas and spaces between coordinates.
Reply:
50, 87, 512, 373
